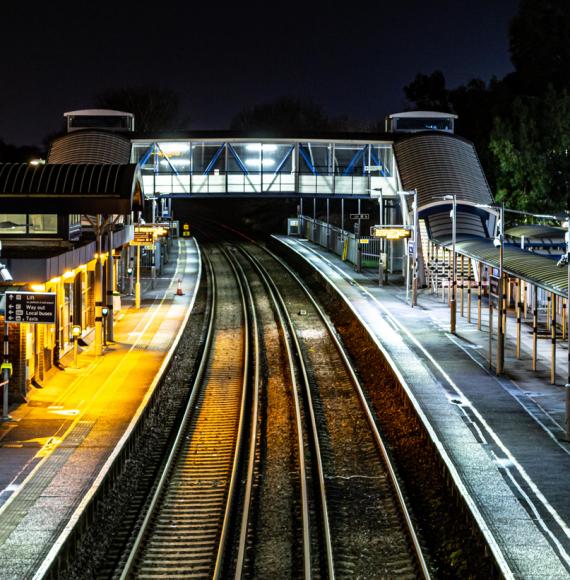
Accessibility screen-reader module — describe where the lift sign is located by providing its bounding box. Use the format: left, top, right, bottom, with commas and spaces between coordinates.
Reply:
5, 292, 56, 324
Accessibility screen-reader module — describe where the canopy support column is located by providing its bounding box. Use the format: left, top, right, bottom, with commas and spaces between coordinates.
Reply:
460, 255, 465, 318
532, 287, 538, 371
467, 258, 472, 323
477, 262, 483, 330
516, 279, 522, 359
551, 293, 557, 385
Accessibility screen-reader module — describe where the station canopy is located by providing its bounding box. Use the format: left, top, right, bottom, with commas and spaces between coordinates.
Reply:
0, 163, 143, 214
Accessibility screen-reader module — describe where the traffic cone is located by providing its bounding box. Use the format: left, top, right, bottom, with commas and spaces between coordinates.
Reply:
176, 279, 184, 296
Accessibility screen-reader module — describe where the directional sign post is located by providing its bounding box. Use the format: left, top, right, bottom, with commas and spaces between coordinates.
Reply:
6, 292, 56, 324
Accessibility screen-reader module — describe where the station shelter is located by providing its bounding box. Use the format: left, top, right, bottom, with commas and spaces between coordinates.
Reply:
0, 162, 143, 400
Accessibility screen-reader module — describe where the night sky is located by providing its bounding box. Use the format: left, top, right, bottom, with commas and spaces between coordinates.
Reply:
1, 0, 519, 147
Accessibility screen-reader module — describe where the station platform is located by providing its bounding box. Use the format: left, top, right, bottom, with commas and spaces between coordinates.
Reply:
0, 238, 201, 579
276, 235, 570, 579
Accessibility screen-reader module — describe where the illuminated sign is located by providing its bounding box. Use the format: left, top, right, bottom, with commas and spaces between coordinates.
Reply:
6, 292, 56, 324
371, 227, 412, 240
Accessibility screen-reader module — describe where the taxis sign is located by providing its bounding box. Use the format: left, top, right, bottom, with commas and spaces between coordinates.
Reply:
371, 226, 412, 240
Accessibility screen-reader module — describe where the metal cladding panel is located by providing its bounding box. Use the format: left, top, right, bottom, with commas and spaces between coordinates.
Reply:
0, 163, 142, 214
394, 133, 494, 210
435, 237, 569, 297
47, 131, 132, 164
505, 225, 565, 240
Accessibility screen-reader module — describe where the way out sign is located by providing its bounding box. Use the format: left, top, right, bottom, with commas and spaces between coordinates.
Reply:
6, 292, 56, 324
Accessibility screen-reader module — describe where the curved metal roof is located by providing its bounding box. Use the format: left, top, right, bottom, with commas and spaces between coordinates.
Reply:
47, 130, 132, 164
393, 132, 494, 211
0, 163, 143, 214
505, 224, 565, 240
435, 237, 568, 297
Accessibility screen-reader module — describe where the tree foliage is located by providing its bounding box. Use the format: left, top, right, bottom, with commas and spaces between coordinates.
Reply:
0, 141, 43, 163
510, 0, 570, 96
403, 1, 570, 213
95, 86, 180, 132
231, 97, 332, 133
490, 89, 570, 212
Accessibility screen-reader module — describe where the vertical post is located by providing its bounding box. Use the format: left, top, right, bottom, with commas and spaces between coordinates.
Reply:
341, 198, 345, 238
489, 298, 493, 369
467, 258, 472, 323
516, 279, 521, 359
532, 287, 538, 371
562, 300, 566, 340
460, 254, 465, 317
412, 190, 418, 307
2, 322, 10, 421
378, 195, 384, 287
94, 215, 103, 357
450, 195, 457, 334
566, 220, 570, 439
496, 204, 504, 374
106, 227, 114, 343
73, 336, 78, 368
551, 293, 557, 385
477, 261, 482, 330
326, 197, 330, 249
135, 244, 141, 309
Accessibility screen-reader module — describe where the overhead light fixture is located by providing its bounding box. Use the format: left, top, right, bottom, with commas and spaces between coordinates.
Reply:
158, 143, 190, 154
245, 158, 275, 167
246, 144, 278, 152
160, 158, 190, 166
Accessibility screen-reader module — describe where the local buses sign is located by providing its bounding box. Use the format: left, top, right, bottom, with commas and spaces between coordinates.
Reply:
6, 292, 56, 324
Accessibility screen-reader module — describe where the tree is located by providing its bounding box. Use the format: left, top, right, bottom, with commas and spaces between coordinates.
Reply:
489, 88, 570, 212
510, 0, 570, 96
403, 70, 450, 112
230, 96, 332, 133
0, 140, 43, 163
95, 86, 181, 132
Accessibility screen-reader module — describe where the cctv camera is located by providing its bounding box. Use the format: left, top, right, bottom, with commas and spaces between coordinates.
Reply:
493, 238, 501, 248
0, 264, 13, 282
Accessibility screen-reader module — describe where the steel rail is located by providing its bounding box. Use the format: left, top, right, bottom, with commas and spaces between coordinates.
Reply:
118, 251, 218, 580
237, 246, 313, 578
222, 246, 261, 579
241, 247, 336, 580
265, 246, 431, 579
211, 246, 250, 579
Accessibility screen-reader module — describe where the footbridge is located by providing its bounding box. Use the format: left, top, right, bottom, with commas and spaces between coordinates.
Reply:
130, 133, 398, 199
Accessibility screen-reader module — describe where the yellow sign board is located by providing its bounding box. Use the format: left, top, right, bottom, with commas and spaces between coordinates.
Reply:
371, 227, 411, 240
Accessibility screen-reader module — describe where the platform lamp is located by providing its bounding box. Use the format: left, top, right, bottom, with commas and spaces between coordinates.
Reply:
398, 190, 419, 307
439, 195, 457, 332
72, 325, 82, 369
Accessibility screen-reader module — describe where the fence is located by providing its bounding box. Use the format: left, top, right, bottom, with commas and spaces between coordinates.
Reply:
298, 216, 405, 273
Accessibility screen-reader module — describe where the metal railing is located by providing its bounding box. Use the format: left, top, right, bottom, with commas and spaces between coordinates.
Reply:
299, 216, 404, 273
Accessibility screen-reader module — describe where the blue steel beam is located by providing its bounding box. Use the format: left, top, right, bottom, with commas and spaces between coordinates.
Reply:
227, 144, 249, 175
299, 145, 317, 175
273, 145, 295, 174
342, 145, 367, 176
155, 143, 180, 176
137, 144, 155, 169
203, 143, 226, 175
370, 149, 390, 177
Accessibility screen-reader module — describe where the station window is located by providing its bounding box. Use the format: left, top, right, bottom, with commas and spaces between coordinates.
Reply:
29, 215, 58, 234
0, 214, 26, 234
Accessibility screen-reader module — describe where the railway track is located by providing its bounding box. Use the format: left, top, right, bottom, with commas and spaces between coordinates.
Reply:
115, 230, 430, 579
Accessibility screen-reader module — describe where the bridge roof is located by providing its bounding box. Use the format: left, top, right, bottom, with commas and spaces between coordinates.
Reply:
130, 129, 395, 143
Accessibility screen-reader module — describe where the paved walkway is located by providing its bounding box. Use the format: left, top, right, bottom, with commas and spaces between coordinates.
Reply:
277, 235, 570, 579
0, 238, 201, 579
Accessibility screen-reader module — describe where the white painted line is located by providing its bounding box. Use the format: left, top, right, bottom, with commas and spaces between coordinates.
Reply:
297, 241, 570, 550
